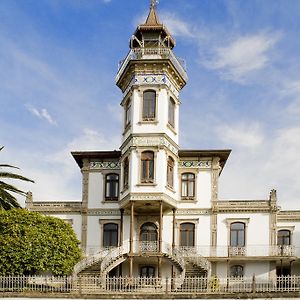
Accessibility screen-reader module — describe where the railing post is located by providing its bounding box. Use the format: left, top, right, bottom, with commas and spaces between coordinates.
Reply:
252, 274, 256, 293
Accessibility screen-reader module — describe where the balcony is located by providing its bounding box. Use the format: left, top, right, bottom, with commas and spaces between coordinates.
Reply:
116, 48, 188, 83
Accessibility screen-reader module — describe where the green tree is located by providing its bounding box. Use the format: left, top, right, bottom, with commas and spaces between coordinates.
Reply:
0, 146, 34, 210
0, 209, 81, 275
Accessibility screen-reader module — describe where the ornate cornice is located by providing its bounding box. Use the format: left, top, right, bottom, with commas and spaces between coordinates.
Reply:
88, 209, 121, 216
90, 161, 120, 170
121, 134, 179, 155
178, 160, 211, 169
278, 211, 300, 222
176, 209, 211, 216
215, 200, 271, 213
27, 202, 82, 213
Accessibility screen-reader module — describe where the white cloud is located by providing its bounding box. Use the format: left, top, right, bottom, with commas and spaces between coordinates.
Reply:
204, 33, 280, 82
281, 81, 300, 114
160, 12, 195, 38
26, 105, 57, 125
216, 122, 264, 148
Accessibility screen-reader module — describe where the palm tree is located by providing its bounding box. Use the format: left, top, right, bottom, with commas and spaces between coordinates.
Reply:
0, 146, 34, 210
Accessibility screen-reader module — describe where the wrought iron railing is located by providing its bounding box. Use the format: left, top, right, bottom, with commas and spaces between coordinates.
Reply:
2, 275, 300, 294
116, 48, 188, 83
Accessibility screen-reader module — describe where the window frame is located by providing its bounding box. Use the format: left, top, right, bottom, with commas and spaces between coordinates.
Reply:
179, 222, 195, 247
230, 222, 246, 247
141, 151, 155, 183
142, 90, 156, 121
103, 223, 119, 248
105, 173, 119, 201
123, 157, 129, 190
230, 265, 244, 277
181, 172, 196, 199
277, 230, 291, 246
168, 97, 175, 127
167, 156, 174, 188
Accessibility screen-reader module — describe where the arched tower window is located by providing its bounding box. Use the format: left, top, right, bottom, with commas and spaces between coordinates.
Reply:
167, 156, 174, 188
180, 222, 195, 247
123, 157, 129, 189
103, 223, 118, 247
181, 173, 195, 198
168, 97, 175, 127
105, 173, 119, 201
143, 90, 156, 120
141, 151, 154, 183
230, 222, 245, 247
277, 230, 291, 245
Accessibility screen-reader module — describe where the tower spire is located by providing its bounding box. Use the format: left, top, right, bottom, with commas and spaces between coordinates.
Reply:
150, 0, 158, 9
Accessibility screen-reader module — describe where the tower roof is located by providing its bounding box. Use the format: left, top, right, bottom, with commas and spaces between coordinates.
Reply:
132, 0, 176, 49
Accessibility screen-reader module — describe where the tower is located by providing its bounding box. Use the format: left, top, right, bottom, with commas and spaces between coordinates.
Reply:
117, 0, 187, 213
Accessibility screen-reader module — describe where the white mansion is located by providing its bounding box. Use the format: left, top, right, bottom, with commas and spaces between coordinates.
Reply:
27, 2, 300, 282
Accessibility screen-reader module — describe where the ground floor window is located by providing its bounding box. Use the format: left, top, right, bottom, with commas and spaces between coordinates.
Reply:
230, 265, 244, 277
140, 266, 155, 277
103, 223, 118, 247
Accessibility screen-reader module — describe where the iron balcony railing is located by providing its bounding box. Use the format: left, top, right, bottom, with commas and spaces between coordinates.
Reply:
116, 48, 188, 83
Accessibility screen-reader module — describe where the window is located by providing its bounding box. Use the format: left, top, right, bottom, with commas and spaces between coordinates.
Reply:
167, 156, 174, 188
181, 173, 195, 198
230, 265, 244, 277
180, 223, 195, 247
143, 90, 156, 120
105, 173, 119, 201
141, 151, 154, 183
277, 230, 291, 245
140, 266, 155, 278
123, 157, 129, 189
168, 97, 175, 127
125, 101, 131, 127
103, 223, 118, 247
230, 222, 245, 247
140, 222, 158, 242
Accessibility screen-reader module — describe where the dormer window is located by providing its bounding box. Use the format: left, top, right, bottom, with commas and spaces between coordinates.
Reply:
141, 151, 154, 183
143, 90, 156, 121
168, 97, 175, 127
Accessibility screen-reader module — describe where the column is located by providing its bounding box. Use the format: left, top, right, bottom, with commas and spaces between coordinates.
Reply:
159, 201, 163, 252
81, 158, 89, 253
130, 201, 135, 253
120, 209, 124, 246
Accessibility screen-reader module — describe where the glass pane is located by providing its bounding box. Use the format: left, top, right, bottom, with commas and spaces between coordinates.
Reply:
149, 160, 154, 179
143, 91, 156, 119
231, 232, 237, 246
182, 181, 187, 197
231, 222, 245, 230
237, 231, 245, 246
188, 181, 194, 197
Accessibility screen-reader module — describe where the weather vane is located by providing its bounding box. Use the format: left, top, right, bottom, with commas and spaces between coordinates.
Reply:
150, 0, 159, 9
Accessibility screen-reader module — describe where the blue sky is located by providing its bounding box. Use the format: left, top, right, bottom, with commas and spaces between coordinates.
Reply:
1, 0, 300, 209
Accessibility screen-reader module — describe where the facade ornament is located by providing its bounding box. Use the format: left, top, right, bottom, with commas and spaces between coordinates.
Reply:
179, 160, 211, 169
269, 189, 277, 202
25, 191, 33, 205
90, 161, 121, 170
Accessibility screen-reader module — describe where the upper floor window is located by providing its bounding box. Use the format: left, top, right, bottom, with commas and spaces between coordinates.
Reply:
230, 222, 245, 247
143, 90, 156, 121
168, 97, 175, 127
167, 156, 174, 188
123, 157, 129, 189
277, 230, 291, 245
140, 222, 158, 242
103, 223, 118, 247
181, 173, 195, 199
230, 265, 244, 277
125, 101, 131, 127
180, 222, 195, 247
105, 173, 119, 201
141, 151, 154, 183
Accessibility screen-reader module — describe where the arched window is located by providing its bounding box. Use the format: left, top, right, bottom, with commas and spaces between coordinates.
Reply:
103, 223, 118, 247
180, 223, 195, 247
140, 222, 158, 242
278, 230, 291, 245
143, 90, 156, 120
230, 222, 245, 247
141, 151, 154, 183
230, 265, 244, 277
181, 173, 195, 198
167, 156, 174, 188
123, 157, 129, 189
168, 97, 175, 127
105, 173, 119, 201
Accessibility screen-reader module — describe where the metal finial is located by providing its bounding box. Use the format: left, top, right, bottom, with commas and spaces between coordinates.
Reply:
150, 0, 159, 9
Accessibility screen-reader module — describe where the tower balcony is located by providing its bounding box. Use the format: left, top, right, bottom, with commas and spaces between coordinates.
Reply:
116, 48, 188, 84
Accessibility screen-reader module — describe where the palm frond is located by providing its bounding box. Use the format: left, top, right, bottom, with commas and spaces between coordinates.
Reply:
0, 181, 27, 196
0, 172, 34, 183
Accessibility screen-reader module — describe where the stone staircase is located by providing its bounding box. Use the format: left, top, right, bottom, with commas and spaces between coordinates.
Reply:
184, 260, 207, 277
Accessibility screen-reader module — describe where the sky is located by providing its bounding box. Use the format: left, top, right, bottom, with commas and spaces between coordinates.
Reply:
0, 0, 300, 209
